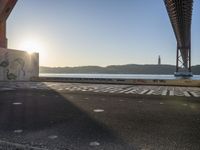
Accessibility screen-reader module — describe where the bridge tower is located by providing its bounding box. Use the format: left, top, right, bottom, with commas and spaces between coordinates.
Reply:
164, 0, 193, 77
0, 0, 18, 48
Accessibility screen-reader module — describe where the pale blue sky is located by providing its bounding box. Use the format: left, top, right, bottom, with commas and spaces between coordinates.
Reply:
7, 0, 200, 67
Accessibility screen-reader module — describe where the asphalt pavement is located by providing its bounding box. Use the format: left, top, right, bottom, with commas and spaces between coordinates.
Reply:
0, 83, 200, 150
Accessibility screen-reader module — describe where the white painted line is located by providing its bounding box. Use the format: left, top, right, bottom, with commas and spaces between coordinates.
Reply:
109, 89, 122, 93
139, 89, 148, 95
102, 87, 116, 92
146, 90, 154, 95
161, 90, 168, 96
93, 87, 111, 92
87, 88, 94, 91
169, 90, 174, 96
81, 89, 87, 91
190, 92, 199, 98
183, 91, 190, 97
118, 87, 134, 93
125, 89, 136, 94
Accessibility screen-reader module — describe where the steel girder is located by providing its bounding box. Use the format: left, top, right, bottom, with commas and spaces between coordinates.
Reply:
164, 0, 193, 72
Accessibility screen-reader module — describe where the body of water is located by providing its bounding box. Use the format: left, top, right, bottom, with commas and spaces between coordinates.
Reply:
40, 73, 200, 80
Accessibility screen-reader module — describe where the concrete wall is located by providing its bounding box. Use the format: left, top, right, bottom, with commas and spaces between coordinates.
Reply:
36, 77, 200, 87
0, 48, 39, 81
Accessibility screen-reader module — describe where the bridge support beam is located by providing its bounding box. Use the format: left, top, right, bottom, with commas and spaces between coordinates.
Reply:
0, 0, 18, 48
175, 45, 192, 77
164, 0, 194, 77
0, 22, 7, 48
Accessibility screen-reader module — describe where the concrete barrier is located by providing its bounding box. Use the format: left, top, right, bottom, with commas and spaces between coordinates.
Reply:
34, 77, 200, 87
0, 48, 39, 81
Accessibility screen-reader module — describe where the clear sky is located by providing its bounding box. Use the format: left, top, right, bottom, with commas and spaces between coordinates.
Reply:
7, 0, 200, 67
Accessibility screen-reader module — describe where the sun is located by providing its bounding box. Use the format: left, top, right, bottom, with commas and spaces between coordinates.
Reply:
17, 37, 48, 65
19, 39, 43, 54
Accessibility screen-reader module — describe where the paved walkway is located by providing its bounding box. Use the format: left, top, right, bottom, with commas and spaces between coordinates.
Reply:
0, 82, 200, 149
0, 82, 200, 97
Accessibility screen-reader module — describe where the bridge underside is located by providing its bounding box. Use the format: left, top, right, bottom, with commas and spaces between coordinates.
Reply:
164, 0, 193, 76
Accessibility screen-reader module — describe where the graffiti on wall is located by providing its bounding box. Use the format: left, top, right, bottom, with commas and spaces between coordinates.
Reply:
0, 48, 39, 81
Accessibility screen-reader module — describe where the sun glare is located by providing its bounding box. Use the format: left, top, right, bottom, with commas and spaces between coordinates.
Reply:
19, 39, 44, 55
17, 37, 48, 66
22, 41, 38, 54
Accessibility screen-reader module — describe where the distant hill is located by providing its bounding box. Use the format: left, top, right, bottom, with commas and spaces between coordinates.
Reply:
40, 64, 200, 75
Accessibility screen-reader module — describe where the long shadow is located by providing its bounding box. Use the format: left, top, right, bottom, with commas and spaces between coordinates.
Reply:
0, 82, 134, 149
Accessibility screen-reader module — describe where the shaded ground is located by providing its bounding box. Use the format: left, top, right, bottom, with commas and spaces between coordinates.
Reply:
0, 83, 200, 150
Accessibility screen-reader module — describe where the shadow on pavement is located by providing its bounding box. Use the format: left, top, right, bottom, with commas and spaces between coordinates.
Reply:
0, 82, 134, 149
